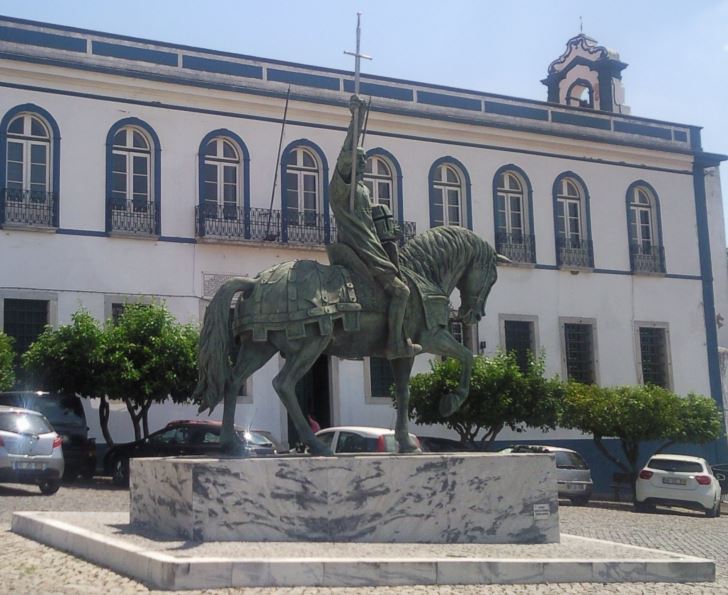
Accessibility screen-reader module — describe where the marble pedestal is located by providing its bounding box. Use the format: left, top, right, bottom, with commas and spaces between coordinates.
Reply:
130, 453, 559, 544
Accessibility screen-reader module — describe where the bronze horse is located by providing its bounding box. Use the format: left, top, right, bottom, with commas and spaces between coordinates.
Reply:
194, 225, 499, 455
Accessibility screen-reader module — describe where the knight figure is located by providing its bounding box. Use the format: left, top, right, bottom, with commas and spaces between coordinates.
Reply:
328, 95, 421, 359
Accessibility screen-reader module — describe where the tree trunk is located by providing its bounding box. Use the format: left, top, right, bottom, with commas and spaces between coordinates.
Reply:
125, 399, 143, 442
98, 395, 113, 446
141, 400, 153, 438
593, 435, 629, 474
655, 440, 675, 454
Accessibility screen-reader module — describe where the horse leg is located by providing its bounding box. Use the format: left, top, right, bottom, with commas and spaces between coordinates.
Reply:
428, 329, 475, 417
272, 336, 333, 456
221, 341, 277, 454
389, 357, 418, 453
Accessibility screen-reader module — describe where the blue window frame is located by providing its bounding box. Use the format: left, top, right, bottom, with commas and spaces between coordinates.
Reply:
105, 118, 161, 236
196, 129, 250, 240
280, 139, 329, 244
0, 104, 60, 228
552, 172, 593, 268
428, 157, 472, 229
493, 164, 536, 263
626, 181, 665, 274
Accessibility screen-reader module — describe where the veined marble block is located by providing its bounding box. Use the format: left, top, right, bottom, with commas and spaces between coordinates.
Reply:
130, 453, 559, 544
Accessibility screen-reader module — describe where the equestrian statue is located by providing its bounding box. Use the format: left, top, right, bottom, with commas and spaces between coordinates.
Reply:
194, 95, 502, 455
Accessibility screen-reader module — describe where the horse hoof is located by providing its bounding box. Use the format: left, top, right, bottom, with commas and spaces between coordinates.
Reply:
439, 393, 461, 417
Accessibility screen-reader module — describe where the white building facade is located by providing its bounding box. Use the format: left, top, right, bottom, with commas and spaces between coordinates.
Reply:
0, 17, 726, 472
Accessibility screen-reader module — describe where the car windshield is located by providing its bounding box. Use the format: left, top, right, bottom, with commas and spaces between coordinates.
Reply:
554, 451, 589, 469
0, 412, 52, 435
2, 394, 85, 428
648, 459, 704, 473
240, 431, 273, 446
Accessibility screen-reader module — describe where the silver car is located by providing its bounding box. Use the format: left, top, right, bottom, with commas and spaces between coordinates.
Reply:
500, 444, 593, 505
0, 405, 64, 494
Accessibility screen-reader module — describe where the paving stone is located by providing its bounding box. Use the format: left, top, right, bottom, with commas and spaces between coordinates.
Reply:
1, 481, 727, 594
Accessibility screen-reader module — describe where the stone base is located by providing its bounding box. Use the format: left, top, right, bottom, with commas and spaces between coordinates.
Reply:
11, 512, 715, 590
130, 453, 559, 543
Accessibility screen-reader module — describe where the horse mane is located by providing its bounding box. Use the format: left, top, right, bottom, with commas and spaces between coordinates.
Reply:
399, 226, 493, 288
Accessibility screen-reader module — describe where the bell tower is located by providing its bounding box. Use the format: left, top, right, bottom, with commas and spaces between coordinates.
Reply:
542, 34, 629, 114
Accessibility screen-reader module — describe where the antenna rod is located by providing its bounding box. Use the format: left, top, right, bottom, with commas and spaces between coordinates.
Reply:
264, 86, 291, 241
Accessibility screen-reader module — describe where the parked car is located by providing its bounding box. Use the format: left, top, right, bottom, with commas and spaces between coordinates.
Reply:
635, 454, 722, 517
315, 426, 420, 454
418, 436, 476, 453
0, 391, 96, 480
103, 419, 279, 486
0, 405, 64, 494
499, 444, 594, 505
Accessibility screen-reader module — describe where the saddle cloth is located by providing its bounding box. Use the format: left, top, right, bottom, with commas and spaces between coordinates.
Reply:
234, 260, 361, 341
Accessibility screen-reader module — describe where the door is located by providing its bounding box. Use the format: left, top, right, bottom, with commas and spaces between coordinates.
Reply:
288, 355, 330, 447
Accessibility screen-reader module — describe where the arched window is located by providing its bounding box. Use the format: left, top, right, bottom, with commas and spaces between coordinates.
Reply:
553, 173, 592, 268
493, 166, 535, 263
627, 182, 664, 273
283, 145, 322, 243
203, 137, 240, 218
566, 79, 594, 109
3, 111, 55, 227
196, 129, 250, 241
430, 162, 464, 227
364, 155, 394, 215
106, 118, 160, 235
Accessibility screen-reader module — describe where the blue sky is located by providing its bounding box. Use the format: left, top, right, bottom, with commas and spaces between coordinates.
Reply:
3, 0, 727, 234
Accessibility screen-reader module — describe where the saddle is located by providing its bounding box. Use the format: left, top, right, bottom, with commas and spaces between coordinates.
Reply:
234, 259, 362, 341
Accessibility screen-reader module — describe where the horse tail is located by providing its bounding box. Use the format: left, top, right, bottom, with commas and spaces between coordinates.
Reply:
194, 277, 256, 414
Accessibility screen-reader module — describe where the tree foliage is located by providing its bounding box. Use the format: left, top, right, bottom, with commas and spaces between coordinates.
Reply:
23, 309, 106, 397
21, 304, 199, 444
407, 352, 564, 446
104, 303, 199, 441
560, 383, 724, 476
0, 331, 15, 391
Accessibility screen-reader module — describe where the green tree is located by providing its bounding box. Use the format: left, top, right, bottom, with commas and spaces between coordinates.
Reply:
407, 352, 564, 447
104, 303, 199, 440
21, 310, 114, 443
0, 331, 15, 391
560, 383, 723, 477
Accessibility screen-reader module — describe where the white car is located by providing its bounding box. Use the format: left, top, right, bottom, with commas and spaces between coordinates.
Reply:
635, 454, 721, 517
315, 426, 420, 454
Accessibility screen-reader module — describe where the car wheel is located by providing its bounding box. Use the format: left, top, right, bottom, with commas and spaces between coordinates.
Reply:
111, 457, 129, 487
634, 501, 655, 513
706, 499, 721, 518
570, 496, 589, 506
38, 480, 60, 495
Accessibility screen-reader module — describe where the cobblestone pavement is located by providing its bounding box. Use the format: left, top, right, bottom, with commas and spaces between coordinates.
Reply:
1, 479, 726, 594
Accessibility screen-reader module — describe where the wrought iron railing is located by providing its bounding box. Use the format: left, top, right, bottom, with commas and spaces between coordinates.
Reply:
556, 237, 593, 268
1, 188, 55, 227
110, 198, 156, 235
495, 232, 535, 263
629, 243, 665, 274
196, 205, 416, 247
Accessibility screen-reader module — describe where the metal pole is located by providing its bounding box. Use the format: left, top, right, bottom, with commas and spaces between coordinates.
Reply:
264, 86, 291, 241
349, 13, 362, 211
344, 13, 371, 212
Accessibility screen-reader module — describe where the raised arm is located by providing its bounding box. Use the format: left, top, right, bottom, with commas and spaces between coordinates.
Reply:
335, 95, 367, 181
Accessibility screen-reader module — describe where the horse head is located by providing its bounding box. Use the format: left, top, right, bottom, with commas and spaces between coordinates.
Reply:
456, 245, 503, 326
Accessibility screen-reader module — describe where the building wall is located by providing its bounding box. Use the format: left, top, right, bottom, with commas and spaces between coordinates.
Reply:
0, 19, 724, 453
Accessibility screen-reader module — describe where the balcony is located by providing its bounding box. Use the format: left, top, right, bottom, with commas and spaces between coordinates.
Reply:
495, 232, 535, 264
556, 237, 593, 269
1, 188, 55, 228
196, 205, 416, 247
629, 243, 665, 274
110, 198, 156, 235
